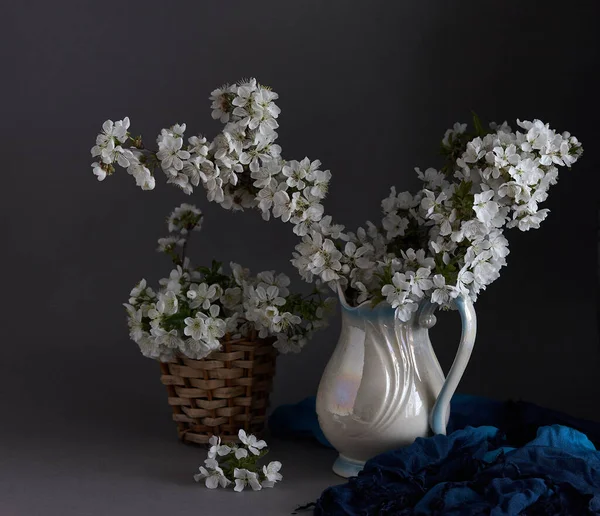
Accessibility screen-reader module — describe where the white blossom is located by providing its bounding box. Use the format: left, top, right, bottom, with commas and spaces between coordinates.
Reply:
233, 468, 262, 492
421, 190, 447, 218
157, 134, 190, 172
343, 242, 374, 274
101, 142, 135, 167
442, 122, 467, 148
167, 203, 203, 234
210, 84, 234, 123
91, 162, 106, 181
238, 429, 267, 456
156, 291, 178, 316
128, 162, 155, 190
198, 304, 227, 344
234, 447, 248, 460
382, 212, 409, 239
401, 249, 435, 270
129, 279, 148, 301
282, 159, 308, 189
395, 301, 419, 322
194, 458, 231, 489
151, 327, 181, 349
188, 283, 219, 310
208, 436, 232, 459
353, 281, 370, 304
416, 168, 447, 190
188, 134, 209, 158
473, 190, 499, 225
273, 334, 305, 353
313, 239, 343, 282
159, 267, 186, 294
184, 315, 205, 341
157, 236, 184, 252
431, 274, 451, 305
124, 305, 145, 342
309, 169, 331, 199
91, 118, 130, 159
407, 267, 433, 298
262, 461, 283, 488
381, 273, 411, 309
220, 287, 242, 310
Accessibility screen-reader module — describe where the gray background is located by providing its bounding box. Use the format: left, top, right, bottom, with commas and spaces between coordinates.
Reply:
1, 1, 599, 514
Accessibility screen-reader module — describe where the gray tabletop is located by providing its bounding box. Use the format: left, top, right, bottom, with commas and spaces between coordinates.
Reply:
1, 427, 343, 516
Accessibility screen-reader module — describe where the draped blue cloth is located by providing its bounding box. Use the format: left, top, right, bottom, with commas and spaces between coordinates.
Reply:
269, 395, 600, 515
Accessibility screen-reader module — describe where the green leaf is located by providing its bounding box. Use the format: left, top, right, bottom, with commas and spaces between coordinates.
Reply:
472, 111, 485, 136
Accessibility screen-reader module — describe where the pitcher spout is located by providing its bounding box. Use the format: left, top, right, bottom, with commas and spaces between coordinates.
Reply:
335, 282, 391, 317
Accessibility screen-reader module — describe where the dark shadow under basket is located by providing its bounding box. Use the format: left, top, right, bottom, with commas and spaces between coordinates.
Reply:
159, 334, 277, 444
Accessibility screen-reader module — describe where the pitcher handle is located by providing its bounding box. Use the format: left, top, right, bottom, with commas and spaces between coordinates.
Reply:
429, 294, 477, 435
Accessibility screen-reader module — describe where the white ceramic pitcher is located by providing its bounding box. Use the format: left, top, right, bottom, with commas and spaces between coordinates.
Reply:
316, 285, 477, 477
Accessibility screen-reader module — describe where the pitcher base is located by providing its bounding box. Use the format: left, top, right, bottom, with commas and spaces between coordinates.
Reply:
332, 454, 365, 478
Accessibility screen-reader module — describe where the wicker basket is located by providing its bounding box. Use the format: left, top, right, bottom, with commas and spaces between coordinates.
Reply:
159, 333, 277, 444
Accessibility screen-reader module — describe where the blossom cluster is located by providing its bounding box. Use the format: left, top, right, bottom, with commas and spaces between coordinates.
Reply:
124, 203, 334, 361
288, 117, 582, 318
93, 79, 583, 322
90, 78, 331, 236
194, 430, 282, 491
91, 117, 156, 190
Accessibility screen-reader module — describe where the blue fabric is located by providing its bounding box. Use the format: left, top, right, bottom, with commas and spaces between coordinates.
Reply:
269, 396, 600, 514
269, 396, 332, 447
269, 394, 600, 450
314, 424, 600, 515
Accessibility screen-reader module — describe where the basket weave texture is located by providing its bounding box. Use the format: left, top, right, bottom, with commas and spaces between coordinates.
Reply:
159, 334, 277, 444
